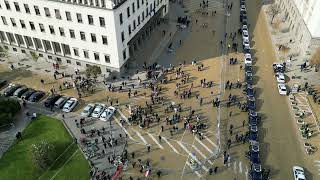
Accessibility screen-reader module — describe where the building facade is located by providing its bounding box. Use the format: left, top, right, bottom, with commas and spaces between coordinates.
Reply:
0, 0, 169, 72
277, 0, 320, 59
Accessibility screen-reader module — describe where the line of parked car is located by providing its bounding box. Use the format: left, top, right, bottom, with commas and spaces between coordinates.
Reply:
1, 82, 78, 113
81, 103, 116, 121
272, 62, 288, 95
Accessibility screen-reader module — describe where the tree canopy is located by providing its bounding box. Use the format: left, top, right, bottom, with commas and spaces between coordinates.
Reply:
0, 97, 21, 126
85, 65, 102, 78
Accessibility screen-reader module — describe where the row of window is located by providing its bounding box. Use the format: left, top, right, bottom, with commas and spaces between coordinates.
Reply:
1, 1, 106, 27
0, 31, 112, 63
1, 16, 108, 45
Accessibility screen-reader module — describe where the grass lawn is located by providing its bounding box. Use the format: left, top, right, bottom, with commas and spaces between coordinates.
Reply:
0, 115, 90, 180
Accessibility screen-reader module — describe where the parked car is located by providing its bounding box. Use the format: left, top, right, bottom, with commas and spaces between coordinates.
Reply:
81, 103, 95, 117
3, 84, 22, 97
275, 73, 285, 83
100, 106, 116, 121
273, 63, 285, 73
242, 29, 249, 41
21, 89, 36, 100
243, 40, 250, 49
292, 166, 306, 180
54, 96, 70, 109
0, 79, 7, 89
242, 25, 248, 31
44, 94, 61, 108
62, 98, 78, 112
244, 53, 252, 65
277, 84, 287, 95
13, 87, 29, 97
91, 103, 106, 118
240, 5, 246, 12
28, 91, 45, 102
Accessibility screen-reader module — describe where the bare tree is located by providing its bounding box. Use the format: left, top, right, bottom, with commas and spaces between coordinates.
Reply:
270, 4, 280, 24
311, 48, 320, 65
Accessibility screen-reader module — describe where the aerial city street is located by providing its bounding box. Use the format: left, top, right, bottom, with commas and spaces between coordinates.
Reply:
0, 0, 320, 179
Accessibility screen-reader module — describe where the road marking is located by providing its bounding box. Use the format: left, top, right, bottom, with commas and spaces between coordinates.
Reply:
195, 137, 214, 154
135, 131, 147, 145
186, 161, 202, 177
239, 161, 242, 173
233, 162, 237, 173
147, 132, 163, 149
245, 166, 249, 180
177, 141, 208, 172
192, 145, 213, 165
117, 109, 131, 125
163, 137, 179, 154
113, 117, 134, 140
203, 135, 218, 148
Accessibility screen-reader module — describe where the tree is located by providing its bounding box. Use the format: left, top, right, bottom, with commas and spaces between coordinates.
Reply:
85, 65, 102, 79
0, 97, 21, 126
311, 48, 320, 65
31, 140, 55, 170
270, 4, 280, 24
0, 46, 8, 58
30, 51, 39, 62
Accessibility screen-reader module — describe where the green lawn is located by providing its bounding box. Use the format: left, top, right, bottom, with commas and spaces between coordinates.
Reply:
0, 115, 90, 180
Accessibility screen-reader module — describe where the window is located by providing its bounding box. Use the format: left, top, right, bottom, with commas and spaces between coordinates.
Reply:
99, 17, 105, 27
101, 0, 106, 7
137, 0, 140, 9
123, 49, 126, 60
119, 13, 123, 25
104, 55, 110, 63
4, 1, 10, 10
43, 40, 52, 51
15, 34, 24, 45
55, 9, 61, 19
69, 29, 75, 38
29, 22, 35, 30
62, 44, 71, 56
34, 6, 40, 15
20, 20, 26, 28
121, 32, 125, 42
44, 7, 50, 17
76, 62, 81, 66
128, 25, 131, 35
24, 36, 33, 47
73, 48, 79, 56
127, 7, 130, 17
1, 16, 7, 25
142, 0, 144, 4
39, 24, 45, 32
146, 7, 149, 17
21, 49, 26, 53
14, 2, 20, 12
133, 20, 136, 29
94, 52, 99, 60
59, 27, 65, 36
102, 36, 108, 45
7, 33, 16, 44
142, 12, 145, 21
80, 32, 86, 40
66, 11, 72, 21
10, 18, 16, 27
24, 4, 30, 13
48, 55, 52, 59
91, 33, 96, 42
33, 38, 43, 49
77, 13, 83, 23
13, 47, 17, 51
88, 15, 93, 25
83, 50, 89, 58
66, 60, 71, 64
0, 31, 7, 42
132, 3, 135, 13
138, 16, 140, 25
49, 25, 55, 34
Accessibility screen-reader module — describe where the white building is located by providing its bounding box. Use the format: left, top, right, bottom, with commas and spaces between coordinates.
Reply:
277, 0, 320, 59
0, 0, 169, 73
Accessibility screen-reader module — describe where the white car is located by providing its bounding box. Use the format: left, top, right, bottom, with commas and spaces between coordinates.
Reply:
244, 53, 252, 65
242, 25, 248, 31
81, 103, 95, 117
243, 39, 250, 48
242, 30, 249, 41
240, 5, 246, 11
100, 106, 116, 121
293, 166, 306, 180
277, 83, 287, 95
91, 103, 106, 118
275, 73, 285, 83
62, 97, 78, 112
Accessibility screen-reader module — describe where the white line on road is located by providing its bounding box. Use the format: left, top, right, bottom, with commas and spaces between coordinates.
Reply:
186, 161, 202, 178
163, 137, 179, 154
195, 137, 214, 154
135, 131, 147, 145
117, 109, 131, 125
147, 132, 163, 149
192, 145, 213, 165
245, 166, 249, 180
203, 135, 218, 148
113, 117, 134, 140
233, 162, 237, 173
239, 161, 242, 173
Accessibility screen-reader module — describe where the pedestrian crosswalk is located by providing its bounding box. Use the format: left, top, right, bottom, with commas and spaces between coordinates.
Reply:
183, 0, 224, 13
314, 160, 320, 175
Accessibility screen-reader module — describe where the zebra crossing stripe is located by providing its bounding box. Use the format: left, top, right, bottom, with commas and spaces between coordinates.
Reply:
113, 117, 134, 140
186, 161, 202, 178
203, 135, 218, 148
135, 131, 147, 145
117, 109, 131, 125
177, 141, 209, 172
162, 137, 179, 154
195, 137, 214, 154
147, 132, 164, 149
245, 166, 249, 180
192, 145, 213, 165
233, 162, 237, 173
239, 161, 242, 173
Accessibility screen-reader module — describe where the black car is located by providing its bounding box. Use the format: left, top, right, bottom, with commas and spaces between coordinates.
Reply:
3, 85, 22, 97
13, 87, 29, 97
0, 79, 7, 89
21, 89, 36, 100
44, 94, 61, 108
28, 91, 45, 102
